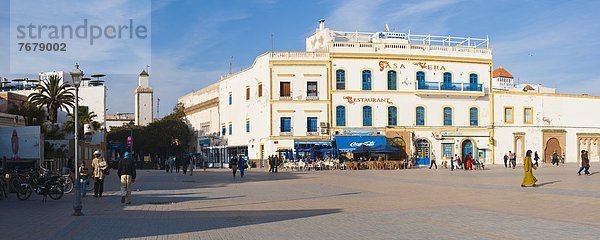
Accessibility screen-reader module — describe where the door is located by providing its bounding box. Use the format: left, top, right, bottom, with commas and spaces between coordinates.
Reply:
416, 139, 430, 166
462, 140, 473, 160
544, 138, 561, 163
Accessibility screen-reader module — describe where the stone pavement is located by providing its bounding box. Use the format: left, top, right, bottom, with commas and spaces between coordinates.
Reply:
0, 163, 598, 240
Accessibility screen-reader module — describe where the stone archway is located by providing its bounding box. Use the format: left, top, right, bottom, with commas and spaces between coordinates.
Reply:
544, 138, 561, 163
391, 137, 408, 160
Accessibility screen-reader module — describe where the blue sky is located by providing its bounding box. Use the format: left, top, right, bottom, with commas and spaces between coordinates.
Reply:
1, 0, 599, 117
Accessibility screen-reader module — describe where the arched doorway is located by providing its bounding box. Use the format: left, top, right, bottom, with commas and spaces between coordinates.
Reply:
462, 139, 474, 160
391, 137, 408, 160
544, 138, 561, 163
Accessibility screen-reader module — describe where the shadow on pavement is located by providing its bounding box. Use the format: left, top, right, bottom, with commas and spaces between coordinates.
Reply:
536, 180, 561, 187
50, 208, 342, 239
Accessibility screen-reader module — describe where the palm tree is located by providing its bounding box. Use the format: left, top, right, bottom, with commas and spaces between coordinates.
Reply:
27, 75, 75, 123
63, 106, 101, 133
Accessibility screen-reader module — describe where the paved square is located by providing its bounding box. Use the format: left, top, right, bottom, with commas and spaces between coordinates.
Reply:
1, 164, 598, 240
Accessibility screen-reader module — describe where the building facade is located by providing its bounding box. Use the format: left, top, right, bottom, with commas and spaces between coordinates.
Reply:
179, 20, 600, 167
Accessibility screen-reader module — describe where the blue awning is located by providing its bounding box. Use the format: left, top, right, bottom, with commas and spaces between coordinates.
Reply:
334, 136, 387, 152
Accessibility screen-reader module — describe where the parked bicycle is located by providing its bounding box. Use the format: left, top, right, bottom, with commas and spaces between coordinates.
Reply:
16, 168, 64, 201
0, 169, 8, 200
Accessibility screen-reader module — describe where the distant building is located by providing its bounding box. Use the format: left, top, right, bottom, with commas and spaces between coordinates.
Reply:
134, 70, 153, 126
492, 67, 514, 90
106, 112, 135, 131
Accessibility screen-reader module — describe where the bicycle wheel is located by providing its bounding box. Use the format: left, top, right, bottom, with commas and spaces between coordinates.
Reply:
16, 186, 32, 200
62, 176, 74, 193
48, 184, 64, 200
0, 181, 7, 200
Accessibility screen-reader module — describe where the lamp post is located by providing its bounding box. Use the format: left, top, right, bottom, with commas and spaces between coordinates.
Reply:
70, 63, 84, 216
128, 121, 134, 153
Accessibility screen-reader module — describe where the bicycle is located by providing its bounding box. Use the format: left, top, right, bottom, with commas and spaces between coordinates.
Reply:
0, 170, 8, 200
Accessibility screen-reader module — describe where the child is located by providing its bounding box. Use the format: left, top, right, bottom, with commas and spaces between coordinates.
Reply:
79, 162, 89, 197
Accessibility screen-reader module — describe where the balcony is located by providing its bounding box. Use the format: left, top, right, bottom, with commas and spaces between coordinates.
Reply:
306, 95, 319, 100
416, 81, 484, 96
279, 95, 292, 100
280, 131, 293, 136
307, 131, 319, 136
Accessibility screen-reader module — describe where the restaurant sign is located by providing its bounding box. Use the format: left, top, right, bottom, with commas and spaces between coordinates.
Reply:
343, 96, 392, 104
378, 60, 447, 71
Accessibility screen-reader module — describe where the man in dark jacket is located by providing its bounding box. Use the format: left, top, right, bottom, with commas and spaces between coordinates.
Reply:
118, 151, 137, 204
578, 150, 591, 176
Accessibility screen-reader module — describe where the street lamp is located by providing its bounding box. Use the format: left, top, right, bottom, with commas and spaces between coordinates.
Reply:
70, 63, 83, 216
128, 121, 134, 153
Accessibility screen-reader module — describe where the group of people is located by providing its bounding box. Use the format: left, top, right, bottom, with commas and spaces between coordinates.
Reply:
427, 151, 479, 171
78, 150, 137, 204
164, 156, 197, 175
503, 151, 518, 169
268, 155, 281, 173
229, 155, 247, 178
520, 149, 592, 187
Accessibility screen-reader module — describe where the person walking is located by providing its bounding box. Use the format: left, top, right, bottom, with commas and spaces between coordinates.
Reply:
182, 156, 190, 175
551, 151, 559, 167
465, 152, 473, 170
238, 155, 246, 178
511, 152, 517, 169
79, 162, 89, 198
164, 157, 170, 173
503, 154, 509, 168
429, 150, 438, 169
561, 153, 566, 164
91, 150, 107, 198
578, 150, 591, 176
175, 157, 181, 173
268, 155, 274, 173
189, 155, 195, 176
521, 150, 537, 187
534, 151, 540, 168
118, 151, 137, 204
274, 155, 279, 173
450, 156, 455, 171
168, 156, 175, 173
230, 156, 238, 178
455, 154, 462, 169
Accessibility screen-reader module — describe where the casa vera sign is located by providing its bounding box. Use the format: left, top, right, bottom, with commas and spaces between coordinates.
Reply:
378, 60, 447, 71
343, 96, 392, 104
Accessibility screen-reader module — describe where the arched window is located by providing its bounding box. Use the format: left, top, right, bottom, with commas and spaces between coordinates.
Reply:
362, 70, 372, 90
470, 107, 478, 126
336, 70, 346, 90
442, 72, 452, 90
416, 106, 425, 126
362, 106, 372, 126
387, 70, 397, 90
443, 107, 452, 126
336, 106, 346, 127
469, 73, 478, 91
388, 106, 397, 126
416, 71, 425, 89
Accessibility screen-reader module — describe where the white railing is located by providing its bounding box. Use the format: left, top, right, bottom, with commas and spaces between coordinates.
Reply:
270, 52, 329, 60
280, 131, 293, 136
330, 30, 489, 48
330, 42, 491, 56
307, 131, 319, 136
306, 95, 319, 100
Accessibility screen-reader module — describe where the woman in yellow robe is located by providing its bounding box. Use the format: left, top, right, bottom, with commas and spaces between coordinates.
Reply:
521, 150, 538, 187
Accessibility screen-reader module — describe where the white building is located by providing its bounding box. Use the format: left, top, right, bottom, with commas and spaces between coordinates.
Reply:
179, 20, 600, 167
134, 70, 153, 126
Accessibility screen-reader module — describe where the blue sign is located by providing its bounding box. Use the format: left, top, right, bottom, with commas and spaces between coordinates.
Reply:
334, 136, 387, 152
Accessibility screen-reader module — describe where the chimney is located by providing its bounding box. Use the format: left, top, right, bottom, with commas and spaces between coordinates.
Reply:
318, 19, 325, 31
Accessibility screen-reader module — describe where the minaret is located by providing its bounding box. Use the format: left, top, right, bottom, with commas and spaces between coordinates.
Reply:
134, 69, 154, 126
